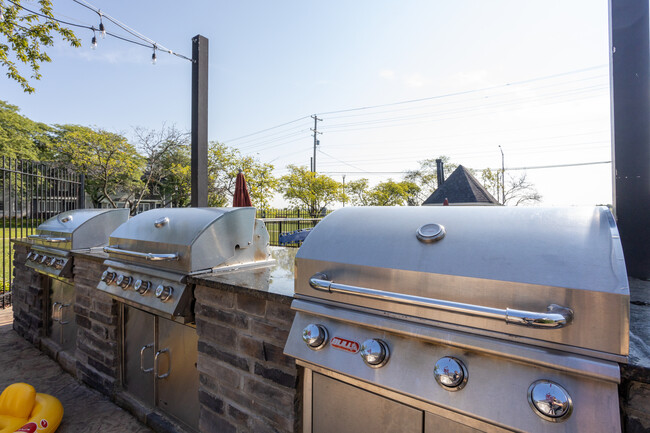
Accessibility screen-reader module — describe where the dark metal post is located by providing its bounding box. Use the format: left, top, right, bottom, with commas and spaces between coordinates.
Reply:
78, 174, 85, 209
435, 159, 445, 186
610, 0, 650, 278
191, 35, 209, 207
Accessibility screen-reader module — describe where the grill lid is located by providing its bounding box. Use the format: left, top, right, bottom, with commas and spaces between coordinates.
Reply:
295, 206, 630, 359
29, 208, 130, 250
105, 207, 265, 273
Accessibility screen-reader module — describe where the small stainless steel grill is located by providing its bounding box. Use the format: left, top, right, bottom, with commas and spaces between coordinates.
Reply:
284, 206, 629, 433
96, 207, 272, 322
26, 208, 129, 278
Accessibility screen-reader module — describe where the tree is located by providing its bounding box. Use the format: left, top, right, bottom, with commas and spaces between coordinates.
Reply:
344, 178, 419, 206
480, 168, 542, 206
1, 1, 80, 93
403, 156, 458, 204
132, 125, 190, 210
207, 142, 278, 208
280, 165, 342, 217
50, 125, 144, 208
0, 100, 52, 159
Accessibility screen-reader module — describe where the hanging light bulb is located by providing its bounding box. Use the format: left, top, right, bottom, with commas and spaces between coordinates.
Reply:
151, 46, 157, 65
91, 32, 97, 50
99, 17, 106, 39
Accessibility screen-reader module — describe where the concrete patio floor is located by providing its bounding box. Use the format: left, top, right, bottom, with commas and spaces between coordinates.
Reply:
0, 306, 151, 433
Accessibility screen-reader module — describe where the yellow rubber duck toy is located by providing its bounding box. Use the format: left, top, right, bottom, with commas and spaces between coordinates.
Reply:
0, 383, 63, 433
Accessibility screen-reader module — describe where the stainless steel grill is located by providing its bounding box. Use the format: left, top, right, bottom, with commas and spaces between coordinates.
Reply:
96, 207, 272, 322
26, 208, 129, 278
284, 206, 629, 433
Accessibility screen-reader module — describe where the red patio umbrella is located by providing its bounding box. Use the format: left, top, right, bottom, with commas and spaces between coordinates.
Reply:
233, 169, 253, 207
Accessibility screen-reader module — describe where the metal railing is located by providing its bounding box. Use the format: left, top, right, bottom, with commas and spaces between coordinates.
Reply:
1, 158, 84, 308
261, 217, 322, 247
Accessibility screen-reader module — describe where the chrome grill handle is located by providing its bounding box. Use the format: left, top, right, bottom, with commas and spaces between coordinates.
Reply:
28, 235, 67, 243
140, 343, 154, 373
103, 246, 179, 261
51, 302, 61, 322
58, 303, 71, 325
309, 274, 574, 329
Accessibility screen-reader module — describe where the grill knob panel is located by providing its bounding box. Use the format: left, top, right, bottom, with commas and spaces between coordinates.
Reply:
302, 324, 329, 350
101, 270, 116, 284
116, 275, 133, 290
528, 380, 572, 422
434, 357, 468, 391
155, 285, 173, 302
360, 339, 390, 368
134, 280, 151, 295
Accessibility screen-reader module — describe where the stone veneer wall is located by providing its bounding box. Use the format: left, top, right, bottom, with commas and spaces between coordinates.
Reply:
620, 369, 650, 433
72, 256, 120, 397
194, 285, 300, 433
12, 243, 46, 345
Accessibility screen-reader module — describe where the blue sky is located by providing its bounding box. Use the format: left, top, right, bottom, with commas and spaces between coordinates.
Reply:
2, 0, 612, 206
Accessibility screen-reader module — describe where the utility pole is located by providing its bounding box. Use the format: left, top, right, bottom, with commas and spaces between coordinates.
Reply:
191, 35, 209, 207
498, 145, 505, 205
311, 115, 322, 173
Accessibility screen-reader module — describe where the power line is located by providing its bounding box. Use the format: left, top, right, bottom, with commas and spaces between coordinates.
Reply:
224, 116, 311, 143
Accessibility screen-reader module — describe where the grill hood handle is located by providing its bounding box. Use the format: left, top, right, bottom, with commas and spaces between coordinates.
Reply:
309, 274, 574, 329
28, 234, 67, 243
103, 245, 179, 261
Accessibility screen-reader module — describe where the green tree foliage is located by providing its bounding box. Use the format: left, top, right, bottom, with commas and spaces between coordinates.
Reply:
208, 142, 278, 208
155, 142, 191, 208
280, 165, 342, 217
344, 178, 419, 206
1, 0, 80, 93
404, 156, 458, 204
0, 100, 52, 158
50, 125, 144, 209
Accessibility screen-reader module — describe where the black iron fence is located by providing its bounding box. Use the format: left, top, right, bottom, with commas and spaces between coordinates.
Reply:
256, 209, 335, 247
1, 158, 84, 308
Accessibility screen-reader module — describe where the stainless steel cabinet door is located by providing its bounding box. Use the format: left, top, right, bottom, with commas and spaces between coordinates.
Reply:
50, 279, 76, 351
312, 373, 423, 433
156, 316, 200, 432
123, 305, 155, 407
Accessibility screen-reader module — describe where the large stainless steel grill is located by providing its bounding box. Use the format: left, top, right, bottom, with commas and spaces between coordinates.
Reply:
96, 207, 272, 322
26, 208, 129, 278
284, 206, 629, 433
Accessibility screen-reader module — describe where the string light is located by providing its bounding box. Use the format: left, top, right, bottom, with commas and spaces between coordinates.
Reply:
98, 13, 106, 39
91, 30, 97, 49
151, 45, 157, 65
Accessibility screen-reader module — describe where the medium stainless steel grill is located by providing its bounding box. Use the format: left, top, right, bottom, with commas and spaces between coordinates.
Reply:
284, 206, 629, 433
95, 207, 273, 432
96, 207, 273, 322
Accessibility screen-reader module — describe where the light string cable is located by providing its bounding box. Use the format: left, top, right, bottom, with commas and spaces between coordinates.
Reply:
4, 0, 190, 61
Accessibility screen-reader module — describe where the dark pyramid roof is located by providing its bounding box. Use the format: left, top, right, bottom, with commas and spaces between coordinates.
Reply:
422, 165, 500, 205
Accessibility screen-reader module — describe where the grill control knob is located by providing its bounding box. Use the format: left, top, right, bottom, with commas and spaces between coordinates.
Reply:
54, 259, 65, 270
30, 253, 39, 262
302, 324, 329, 350
434, 357, 468, 391
155, 285, 173, 302
528, 380, 572, 422
101, 270, 116, 284
116, 275, 133, 290
47, 257, 57, 267
26, 252, 34, 260
134, 280, 151, 295
360, 339, 390, 368
39, 255, 49, 264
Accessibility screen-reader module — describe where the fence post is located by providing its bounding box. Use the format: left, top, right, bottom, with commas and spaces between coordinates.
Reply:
78, 174, 85, 209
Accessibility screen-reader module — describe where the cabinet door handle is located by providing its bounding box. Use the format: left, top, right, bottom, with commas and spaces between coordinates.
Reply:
154, 348, 171, 379
52, 302, 61, 322
58, 303, 71, 325
140, 343, 154, 373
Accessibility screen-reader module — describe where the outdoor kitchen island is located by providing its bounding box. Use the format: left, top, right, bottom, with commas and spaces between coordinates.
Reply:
9, 224, 650, 433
